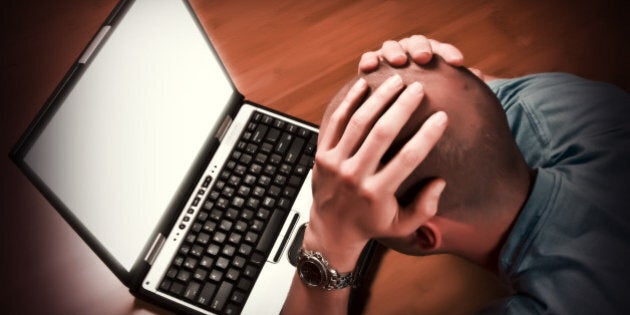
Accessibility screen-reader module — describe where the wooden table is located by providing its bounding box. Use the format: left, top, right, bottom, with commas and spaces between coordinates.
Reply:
2, 0, 627, 314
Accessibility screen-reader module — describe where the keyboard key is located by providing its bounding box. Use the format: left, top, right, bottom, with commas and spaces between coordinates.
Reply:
266, 128, 281, 142
169, 281, 185, 296
160, 279, 171, 291
252, 125, 268, 143
238, 243, 253, 256
298, 127, 310, 138
197, 282, 217, 306
233, 256, 246, 269
276, 133, 293, 154
193, 268, 208, 281
183, 281, 200, 300
270, 153, 282, 164
244, 232, 258, 244
166, 267, 178, 278
261, 142, 273, 153
230, 290, 246, 305
235, 220, 248, 232
252, 186, 265, 198
272, 119, 285, 129
237, 185, 251, 197
226, 208, 239, 220
207, 244, 220, 256
184, 257, 198, 269
279, 164, 292, 175
176, 269, 191, 282
251, 252, 265, 265
213, 231, 226, 243
203, 221, 217, 233
268, 185, 281, 197
256, 210, 287, 254
174, 256, 184, 267
243, 265, 258, 278
286, 124, 297, 134
251, 220, 264, 232
190, 245, 204, 257
216, 257, 230, 269
226, 268, 240, 281
289, 175, 301, 187
209, 269, 223, 282
200, 256, 214, 268
277, 198, 291, 210
222, 244, 236, 257
282, 187, 297, 199
228, 232, 242, 244
286, 136, 305, 164
210, 282, 234, 312
225, 303, 242, 315
219, 220, 233, 231
197, 232, 210, 245
237, 278, 252, 291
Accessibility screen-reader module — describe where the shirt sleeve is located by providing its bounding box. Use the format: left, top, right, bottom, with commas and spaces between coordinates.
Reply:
478, 295, 545, 315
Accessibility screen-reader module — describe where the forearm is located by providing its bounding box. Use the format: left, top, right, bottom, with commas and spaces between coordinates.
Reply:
281, 218, 366, 314
282, 273, 351, 315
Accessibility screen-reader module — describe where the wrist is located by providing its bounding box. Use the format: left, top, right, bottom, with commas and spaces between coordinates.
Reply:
303, 215, 367, 271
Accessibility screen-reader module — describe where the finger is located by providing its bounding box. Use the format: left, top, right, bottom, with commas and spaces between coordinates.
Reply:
335, 75, 404, 157
352, 81, 424, 173
404, 35, 433, 65
468, 67, 486, 81
375, 111, 448, 188
358, 51, 381, 73
392, 179, 446, 236
381, 40, 408, 66
429, 39, 464, 66
318, 78, 368, 150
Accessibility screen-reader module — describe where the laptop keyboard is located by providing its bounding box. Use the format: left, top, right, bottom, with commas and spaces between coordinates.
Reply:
158, 111, 316, 314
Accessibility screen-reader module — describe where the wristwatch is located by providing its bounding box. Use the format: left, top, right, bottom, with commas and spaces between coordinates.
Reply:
297, 248, 357, 290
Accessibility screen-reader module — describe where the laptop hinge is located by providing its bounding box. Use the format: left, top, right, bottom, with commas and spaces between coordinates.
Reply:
215, 115, 233, 141
79, 25, 111, 64
144, 233, 166, 265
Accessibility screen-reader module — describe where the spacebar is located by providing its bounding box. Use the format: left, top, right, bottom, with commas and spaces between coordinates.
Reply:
256, 211, 287, 255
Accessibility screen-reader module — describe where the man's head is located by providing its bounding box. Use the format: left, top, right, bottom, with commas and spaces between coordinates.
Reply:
322, 57, 532, 258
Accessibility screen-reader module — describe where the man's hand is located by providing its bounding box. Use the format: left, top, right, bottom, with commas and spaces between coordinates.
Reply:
358, 35, 464, 73
304, 75, 448, 270
358, 35, 495, 82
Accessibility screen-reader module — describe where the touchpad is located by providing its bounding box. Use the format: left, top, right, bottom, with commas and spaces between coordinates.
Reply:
288, 223, 307, 266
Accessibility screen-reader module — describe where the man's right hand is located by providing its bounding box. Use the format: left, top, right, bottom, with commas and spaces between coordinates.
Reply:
304, 75, 448, 271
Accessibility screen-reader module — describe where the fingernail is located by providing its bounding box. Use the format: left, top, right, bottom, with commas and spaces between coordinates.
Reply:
437, 180, 447, 195
408, 81, 423, 94
354, 78, 366, 89
433, 111, 447, 126
389, 74, 403, 85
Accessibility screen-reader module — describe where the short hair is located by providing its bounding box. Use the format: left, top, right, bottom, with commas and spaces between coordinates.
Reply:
323, 57, 526, 220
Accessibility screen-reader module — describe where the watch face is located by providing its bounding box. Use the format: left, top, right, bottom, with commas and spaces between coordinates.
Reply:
299, 260, 324, 287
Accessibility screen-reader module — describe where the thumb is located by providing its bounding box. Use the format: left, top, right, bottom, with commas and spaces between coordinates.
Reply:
392, 179, 446, 237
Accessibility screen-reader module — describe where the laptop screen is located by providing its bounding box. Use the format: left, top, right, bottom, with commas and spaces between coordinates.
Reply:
22, 0, 233, 271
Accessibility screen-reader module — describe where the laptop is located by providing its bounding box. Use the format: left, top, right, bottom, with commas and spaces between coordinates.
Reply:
10, 0, 374, 314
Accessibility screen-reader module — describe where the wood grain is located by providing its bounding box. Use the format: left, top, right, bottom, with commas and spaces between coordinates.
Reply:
1, 0, 627, 314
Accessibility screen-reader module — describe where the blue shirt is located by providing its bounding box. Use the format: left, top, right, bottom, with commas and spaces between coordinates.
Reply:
480, 73, 630, 314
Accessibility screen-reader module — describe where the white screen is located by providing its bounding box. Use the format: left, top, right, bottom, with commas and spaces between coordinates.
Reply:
24, 0, 233, 271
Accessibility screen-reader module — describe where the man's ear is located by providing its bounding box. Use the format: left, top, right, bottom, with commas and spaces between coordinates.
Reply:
416, 221, 442, 250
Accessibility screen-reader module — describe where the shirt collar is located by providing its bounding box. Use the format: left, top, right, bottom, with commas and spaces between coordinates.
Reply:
498, 168, 558, 276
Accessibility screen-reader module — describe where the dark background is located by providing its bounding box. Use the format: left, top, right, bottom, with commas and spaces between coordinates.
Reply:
1, 0, 628, 314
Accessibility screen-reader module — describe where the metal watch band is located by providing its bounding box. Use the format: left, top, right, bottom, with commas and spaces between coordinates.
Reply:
299, 248, 357, 290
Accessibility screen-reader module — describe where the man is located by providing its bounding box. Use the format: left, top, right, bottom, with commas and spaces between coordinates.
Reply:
283, 36, 630, 314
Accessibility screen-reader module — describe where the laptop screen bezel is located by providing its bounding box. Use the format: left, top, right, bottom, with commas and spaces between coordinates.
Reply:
10, 0, 243, 286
